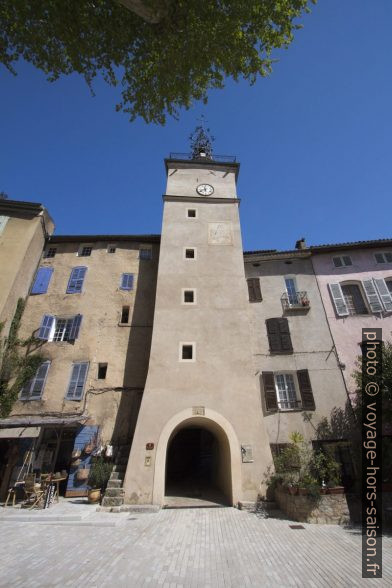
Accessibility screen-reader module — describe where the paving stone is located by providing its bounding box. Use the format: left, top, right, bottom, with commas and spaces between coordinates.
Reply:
0, 505, 391, 587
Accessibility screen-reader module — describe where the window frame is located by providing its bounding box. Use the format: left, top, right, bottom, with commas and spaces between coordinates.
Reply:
186, 208, 197, 219
274, 372, 300, 411
107, 244, 117, 254
139, 247, 152, 260
340, 281, 370, 316
38, 314, 83, 342
43, 247, 57, 259
184, 247, 197, 260
374, 252, 392, 264
332, 255, 353, 268
0, 215, 9, 235
182, 288, 196, 305
179, 342, 196, 362
120, 273, 134, 291
31, 267, 54, 295
77, 244, 93, 257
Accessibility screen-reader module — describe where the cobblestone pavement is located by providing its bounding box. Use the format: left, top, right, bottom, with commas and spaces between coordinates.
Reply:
0, 506, 391, 587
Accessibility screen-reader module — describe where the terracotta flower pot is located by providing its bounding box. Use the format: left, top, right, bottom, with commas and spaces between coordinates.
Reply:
288, 486, 298, 495
88, 488, 101, 504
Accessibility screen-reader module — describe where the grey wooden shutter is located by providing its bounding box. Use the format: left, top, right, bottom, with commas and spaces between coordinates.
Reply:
328, 283, 349, 316
278, 318, 293, 352
373, 278, 392, 312
69, 314, 83, 340
247, 278, 262, 302
266, 319, 281, 352
362, 279, 383, 313
262, 372, 278, 411
297, 369, 315, 410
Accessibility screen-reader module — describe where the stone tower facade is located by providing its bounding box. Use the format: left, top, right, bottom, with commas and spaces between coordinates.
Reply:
123, 144, 273, 506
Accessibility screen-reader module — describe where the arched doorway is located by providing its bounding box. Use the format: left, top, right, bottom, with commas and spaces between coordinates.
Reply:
165, 423, 232, 506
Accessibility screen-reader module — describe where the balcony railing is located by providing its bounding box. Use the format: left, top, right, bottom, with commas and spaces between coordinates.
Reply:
281, 291, 310, 312
169, 152, 237, 163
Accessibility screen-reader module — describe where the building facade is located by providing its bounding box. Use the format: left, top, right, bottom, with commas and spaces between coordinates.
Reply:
1, 137, 390, 507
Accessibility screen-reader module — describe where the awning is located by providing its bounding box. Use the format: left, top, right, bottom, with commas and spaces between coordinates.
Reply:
0, 426, 41, 439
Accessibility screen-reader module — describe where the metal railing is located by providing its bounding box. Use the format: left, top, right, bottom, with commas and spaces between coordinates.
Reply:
169, 152, 237, 163
281, 291, 310, 311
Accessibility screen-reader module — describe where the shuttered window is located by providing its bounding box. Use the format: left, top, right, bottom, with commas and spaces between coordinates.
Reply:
247, 278, 262, 302
362, 279, 383, 313
373, 278, 392, 312
266, 318, 293, 353
341, 284, 369, 315
139, 248, 152, 260
20, 361, 50, 400
374, 252, 392, 264
66, 362, 89, 400
328, 283, 349, 316
120, 273, 134, 290
31, 267, 53, 295
262, 372, 278, 411
297, 369, 315, 410
66, 267, 87, 294
37, 314, 82, 341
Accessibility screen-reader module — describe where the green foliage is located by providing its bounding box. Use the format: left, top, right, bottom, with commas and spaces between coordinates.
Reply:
88, 457, 113, 490
267, 431, 341, 497
0, 0, 316, 124
0, 298, 47, 418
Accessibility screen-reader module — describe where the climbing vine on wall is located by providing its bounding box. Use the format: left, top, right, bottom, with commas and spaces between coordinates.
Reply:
0, 298, 47, 418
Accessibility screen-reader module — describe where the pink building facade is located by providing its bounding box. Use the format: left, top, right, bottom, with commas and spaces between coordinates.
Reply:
310, 240, 392, 397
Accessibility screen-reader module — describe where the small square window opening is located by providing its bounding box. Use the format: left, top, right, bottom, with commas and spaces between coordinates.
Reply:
79, 246, 92, 257
185, 248, 195, 259
98, 363, 108, 379
107, 245, 116, 254
139, 248, 152, 260
184, 290, 194, 303
187, 209, 197, 218
182, 345, 193, 360
121, 306, 130, 323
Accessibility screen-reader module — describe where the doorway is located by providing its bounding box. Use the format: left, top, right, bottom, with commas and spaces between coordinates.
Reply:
165, 426, 231, 506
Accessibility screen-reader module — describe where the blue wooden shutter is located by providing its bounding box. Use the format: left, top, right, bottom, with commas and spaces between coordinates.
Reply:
66, 362, 88, 399
120, 273, 134, 290
38, 314, 54, 340
66, 267, 87, 293
31, 267, 53, 294
69, 314, 83, 340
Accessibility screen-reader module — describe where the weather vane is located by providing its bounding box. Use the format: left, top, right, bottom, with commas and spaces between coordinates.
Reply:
189, 116, 215, 159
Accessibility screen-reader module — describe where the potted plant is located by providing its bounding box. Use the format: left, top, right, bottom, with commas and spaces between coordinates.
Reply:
87, 457, 113, 503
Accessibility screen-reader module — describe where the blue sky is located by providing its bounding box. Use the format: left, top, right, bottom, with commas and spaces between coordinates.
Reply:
1, 0, 391, 251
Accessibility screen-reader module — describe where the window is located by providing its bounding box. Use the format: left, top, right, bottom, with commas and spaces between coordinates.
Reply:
78, 245, 92, 257
375, 252, 392, 264
180, 343, 195, 361
266, 318, 293, 353
66, 267, 87, 293
183, 289, 196, 304
121, 306, 130, 323
98, 363, 107, 379
262, 369, 315, 411
333, 255, 352, 268
187, 209, 197, 218
0, 215, 9, 235
38, 314, 83, 342
31, 267, 53, 295
107, 244, 116, 254
66, 362, 89, 400
185, 248, 196, 259
44, 247, 57, 259
247, 278, 262, 302
139, 247, 152, 260
387, 280, 392, 296
284, 277, 298, 305
120, 273, 134, 290
275, 373, 298, 410
341, 284, 368, 315
20, 361, 50, 401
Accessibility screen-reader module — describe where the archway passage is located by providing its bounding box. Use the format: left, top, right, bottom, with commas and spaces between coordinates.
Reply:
165, 426, 231, 507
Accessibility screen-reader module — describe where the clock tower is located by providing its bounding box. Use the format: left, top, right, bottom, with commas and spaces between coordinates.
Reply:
123, 125, 273, 507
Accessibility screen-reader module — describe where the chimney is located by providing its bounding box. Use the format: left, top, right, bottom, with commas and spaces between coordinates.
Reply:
295, 238, 306, 250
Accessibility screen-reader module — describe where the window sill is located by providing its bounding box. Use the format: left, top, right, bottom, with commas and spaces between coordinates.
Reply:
118, 322, 131, 327
269, 350, 294, 355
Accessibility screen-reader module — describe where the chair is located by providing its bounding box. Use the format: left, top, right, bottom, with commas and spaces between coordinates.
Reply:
23, 474, 44, 509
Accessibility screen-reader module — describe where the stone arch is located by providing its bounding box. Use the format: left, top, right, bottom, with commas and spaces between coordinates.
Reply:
152, 407, 242, 505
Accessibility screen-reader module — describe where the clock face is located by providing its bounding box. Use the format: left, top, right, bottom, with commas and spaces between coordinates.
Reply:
196, 183, 214, 196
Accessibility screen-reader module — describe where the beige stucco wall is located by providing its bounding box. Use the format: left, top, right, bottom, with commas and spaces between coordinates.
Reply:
0, 209, 54, 338
12, 239, 158, 444
124, 161, 274, 506
245, 254, 349, 444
